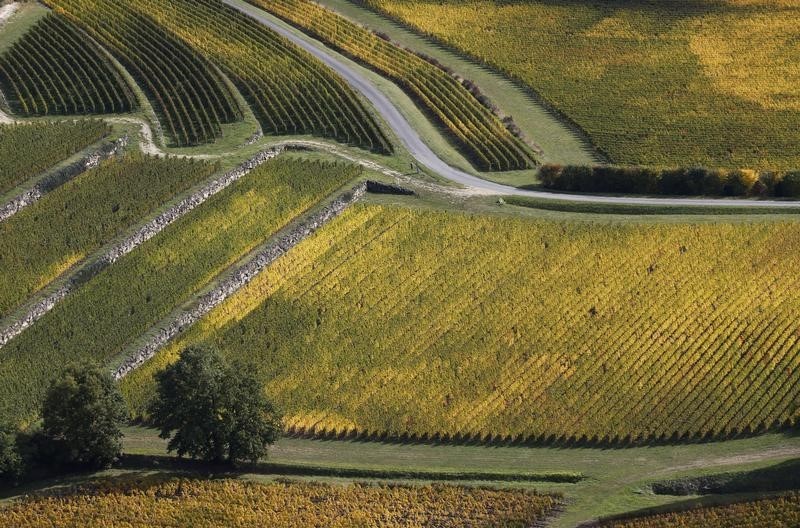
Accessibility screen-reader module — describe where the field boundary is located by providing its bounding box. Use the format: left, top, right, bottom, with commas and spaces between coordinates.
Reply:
0, 148, 282, 349
114, 180, 369, 378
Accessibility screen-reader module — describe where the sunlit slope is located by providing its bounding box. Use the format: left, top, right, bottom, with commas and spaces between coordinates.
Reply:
124, 205, 800, 443
0, 158, 358, 426
363, 0, 800, 169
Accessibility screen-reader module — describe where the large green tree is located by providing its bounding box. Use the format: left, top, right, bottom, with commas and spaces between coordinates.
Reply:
41, 364, 127, 468
149, 346, 281, 465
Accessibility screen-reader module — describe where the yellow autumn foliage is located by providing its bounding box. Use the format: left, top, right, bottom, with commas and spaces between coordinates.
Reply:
123, 205, 800, 444
0, 478, 560, 528
362, 0, 800, 169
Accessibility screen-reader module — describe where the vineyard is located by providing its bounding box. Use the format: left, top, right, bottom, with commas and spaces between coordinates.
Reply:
43, 0, 242, 147
363, 0, 800, 170
0, 120, 109, 195
124, 204, 800, 443
122, 0, 392, 154
0, 14, 136, 116
0, 158, 359, 426
0, 154, 219, 320
0, 478, 560, 527
600, 493, 800, 528
251, 0, 533, 171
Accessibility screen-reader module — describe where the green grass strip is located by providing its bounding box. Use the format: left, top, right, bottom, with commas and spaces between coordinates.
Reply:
0, 154, 218, 319
0, 158, 360, 426
0, 120, 109, 195
504, 195, 800, 216
120, 454, 584, 483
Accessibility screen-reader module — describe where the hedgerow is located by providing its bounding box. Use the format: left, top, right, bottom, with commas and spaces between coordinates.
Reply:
251, 0, 532, 171
0, 121, 109, 195
538, 164, 800, 198
124, 0, 392, 154
0, 477, 561, 527
0, 14, 136, 117
124, 204, 800, 444
44, 0, 242, 147
0, 158, 359, 426
0, 154, 219, 319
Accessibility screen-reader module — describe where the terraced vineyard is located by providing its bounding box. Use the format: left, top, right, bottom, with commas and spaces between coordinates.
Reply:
0, 121, 109, 195
0, 154, 219, 319
0, 478, 561, 527
0, 158, 358, 426
124, 205, 800, 443
0, 14, 136, 116
363, 0, 800, 170
44, 0, 242, 147
600, 493, 800, 528
252, 0, 533, 171
126, 0, 391, 154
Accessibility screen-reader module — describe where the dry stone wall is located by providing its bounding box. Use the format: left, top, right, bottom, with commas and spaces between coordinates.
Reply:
114, 182, 368, 379
0, 148, 283, 349
0, 136, 129, 222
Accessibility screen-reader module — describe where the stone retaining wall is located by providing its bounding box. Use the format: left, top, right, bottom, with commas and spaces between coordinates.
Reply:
0, 136, 129, 222
0, 148, 283, 349
114, 182, 367, 379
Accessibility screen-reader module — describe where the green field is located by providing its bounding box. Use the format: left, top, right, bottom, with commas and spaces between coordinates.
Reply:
120, 427, 800, 527
0, 121, 109, 195
363, 0, 800, 170
0, 154, 218, 319
0, 158, 359, 426
123, 203, 800, 443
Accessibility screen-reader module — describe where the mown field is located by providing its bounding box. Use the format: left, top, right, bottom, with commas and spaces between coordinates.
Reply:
0, 120, 109, 195
124, 204, 800, 443
0, 477, 561, 527
0, 158, 359, 426
362, 0, 800, 170
0, 154, 218, 319
600, 493, 800, 528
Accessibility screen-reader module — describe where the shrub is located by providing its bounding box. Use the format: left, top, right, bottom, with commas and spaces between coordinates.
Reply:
539, 164, 795, 197
725, 169, 759, 196
776, 171, 800, 198
0, 423, 23, 483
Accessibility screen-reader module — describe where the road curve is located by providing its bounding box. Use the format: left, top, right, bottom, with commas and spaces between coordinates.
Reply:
224, 0, 800, 209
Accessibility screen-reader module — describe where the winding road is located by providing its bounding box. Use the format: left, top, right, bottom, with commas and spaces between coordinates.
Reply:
223, 0, 800, 209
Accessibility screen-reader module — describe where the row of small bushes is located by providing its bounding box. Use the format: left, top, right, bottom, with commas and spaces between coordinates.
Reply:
539, 164, 800, 198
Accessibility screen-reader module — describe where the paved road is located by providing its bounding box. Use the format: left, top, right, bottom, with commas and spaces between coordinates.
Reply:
224, 0, 800, 209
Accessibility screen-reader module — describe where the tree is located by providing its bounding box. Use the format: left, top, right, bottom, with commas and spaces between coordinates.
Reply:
0, 422, 22, 482
776, 171, 800, 198
41, 364, 127, 469
149, 346, 282, 465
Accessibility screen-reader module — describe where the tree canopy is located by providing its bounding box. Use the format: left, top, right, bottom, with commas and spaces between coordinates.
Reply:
149, 346, 281, 465
41, 363, 127, 468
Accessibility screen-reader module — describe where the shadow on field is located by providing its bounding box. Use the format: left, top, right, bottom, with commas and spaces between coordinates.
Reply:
284, 422, 800, 451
